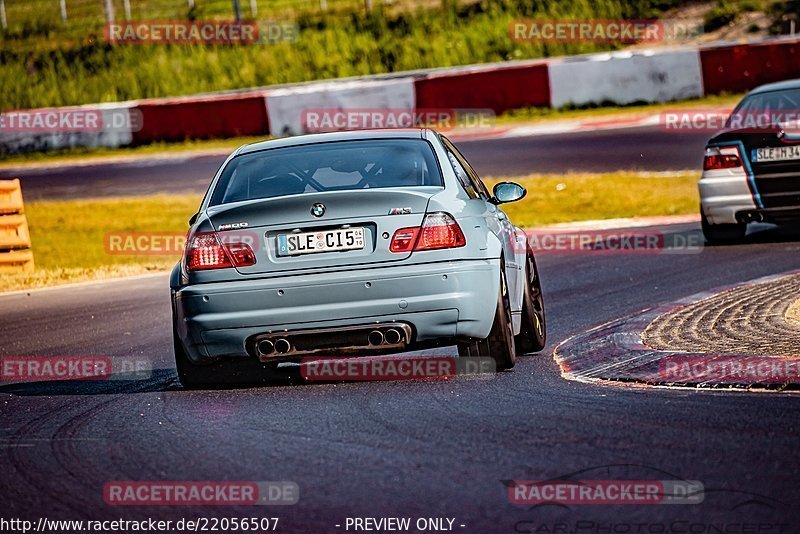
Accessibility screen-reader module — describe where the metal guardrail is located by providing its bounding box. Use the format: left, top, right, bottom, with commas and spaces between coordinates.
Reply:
0, 179, 34, 272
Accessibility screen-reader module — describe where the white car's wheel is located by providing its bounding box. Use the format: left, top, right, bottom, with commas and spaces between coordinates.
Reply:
457, 263, 516, 370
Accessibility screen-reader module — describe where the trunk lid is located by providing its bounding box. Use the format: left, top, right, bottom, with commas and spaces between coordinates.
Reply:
712, 126, 800, 209
206, 188, 439, 275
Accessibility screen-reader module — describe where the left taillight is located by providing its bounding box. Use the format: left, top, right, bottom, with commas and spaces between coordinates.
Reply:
390, 212, 466, 253
185, 233, 256, 272
703, 146, 743, 171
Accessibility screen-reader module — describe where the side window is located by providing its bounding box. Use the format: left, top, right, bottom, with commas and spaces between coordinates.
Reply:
443, 137, 490, 200
446, 150, 479, 199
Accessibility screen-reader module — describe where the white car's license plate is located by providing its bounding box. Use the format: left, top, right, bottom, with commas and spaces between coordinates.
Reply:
277, 227, 365, 256
753, 145, 800, 162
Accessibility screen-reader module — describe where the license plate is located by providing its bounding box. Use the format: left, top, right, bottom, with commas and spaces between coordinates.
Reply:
277, 228, 365, 256
753, 145, 800, 162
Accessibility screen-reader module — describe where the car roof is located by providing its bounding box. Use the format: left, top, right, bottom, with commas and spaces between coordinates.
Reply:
238, 129, 428, 155
748, 78, 800, 96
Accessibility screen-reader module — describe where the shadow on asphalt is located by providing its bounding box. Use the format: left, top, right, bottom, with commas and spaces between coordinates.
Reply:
706, 222, 800, 247
0, 366, 362, 395
0, 369, 181, 396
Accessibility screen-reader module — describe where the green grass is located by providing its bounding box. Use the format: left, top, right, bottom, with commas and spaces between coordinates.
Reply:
1, 193, 201, 292
0, 136, 270, 166
496, 93, 742, 124
0, 171, 699, 292
0, 0, 685, 110
487, 171, 699, 227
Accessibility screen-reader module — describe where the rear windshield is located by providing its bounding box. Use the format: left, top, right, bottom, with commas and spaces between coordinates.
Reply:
209, 138, 443, 206
730, 88, 800, 123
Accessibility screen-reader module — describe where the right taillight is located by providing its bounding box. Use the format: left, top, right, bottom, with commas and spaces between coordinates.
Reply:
390, 212, 466, 253
703, 146, 743, 170
185, 233, 256, 271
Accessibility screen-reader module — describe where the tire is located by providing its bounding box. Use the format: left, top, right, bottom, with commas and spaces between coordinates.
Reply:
457, 262, 516, 370
701, 210, 746, 244
173, 329, 279, 389
515, 249, 546, 355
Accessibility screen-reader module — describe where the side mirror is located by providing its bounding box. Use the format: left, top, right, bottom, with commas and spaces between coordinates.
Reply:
188, 212, 199, 226
491, 181, 526, 204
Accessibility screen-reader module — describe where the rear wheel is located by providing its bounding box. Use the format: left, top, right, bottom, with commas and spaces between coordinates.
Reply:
515, 250, 546, 355
457, 264, 516, 370
701, 210, 746, 244
173, 329, 279, 389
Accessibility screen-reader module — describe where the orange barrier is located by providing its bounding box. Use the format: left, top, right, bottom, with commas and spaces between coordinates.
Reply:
0, 179, 24, 214
0, 179, 34, 272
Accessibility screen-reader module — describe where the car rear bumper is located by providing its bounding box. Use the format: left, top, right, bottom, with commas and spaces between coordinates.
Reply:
699, 169, 758, 225
734, 207, 800, 224
173, 258, 499, 363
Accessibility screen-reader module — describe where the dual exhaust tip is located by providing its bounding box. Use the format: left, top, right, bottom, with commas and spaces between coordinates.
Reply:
256, 327, 406, 358
368, 328, 402, 346
257, 338, 291, 356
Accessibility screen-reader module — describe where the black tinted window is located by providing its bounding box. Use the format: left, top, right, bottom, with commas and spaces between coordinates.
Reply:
210, 139, 442, 206
729, 88, 800, 128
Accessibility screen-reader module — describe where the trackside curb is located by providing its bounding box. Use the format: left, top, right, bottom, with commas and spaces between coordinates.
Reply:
553, 269, 800, 391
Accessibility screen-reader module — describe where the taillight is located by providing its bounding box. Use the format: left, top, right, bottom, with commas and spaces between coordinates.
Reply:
703, 146, 743, 170
389, 228, 420, 253
186, 233, 256, 271
390, 212, 466, 253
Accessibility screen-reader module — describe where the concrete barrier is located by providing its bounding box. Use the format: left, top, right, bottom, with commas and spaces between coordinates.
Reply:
133, 92, 269, 144
548, 49, 704, 108
700, 39, 800, 95
414, 62, 550, 114
0, 103, 139, 155
2, 36, 800, 154
265, 78, 416, 136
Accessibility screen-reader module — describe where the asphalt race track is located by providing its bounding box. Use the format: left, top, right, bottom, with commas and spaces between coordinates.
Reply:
1, 220, 799, 529
0, 125, 710, 200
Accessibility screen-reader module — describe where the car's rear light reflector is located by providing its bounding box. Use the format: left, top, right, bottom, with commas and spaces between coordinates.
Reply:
703, 147, 743, 170
389, 212, 466, 253
186, 233, 256, 271
225, 243, 257, 267
389, 228, 420, 253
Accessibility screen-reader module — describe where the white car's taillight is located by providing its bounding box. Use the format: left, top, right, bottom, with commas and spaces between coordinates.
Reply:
185, 233, 256, 271
390, 212, 466, 253
703, 146, 743, 171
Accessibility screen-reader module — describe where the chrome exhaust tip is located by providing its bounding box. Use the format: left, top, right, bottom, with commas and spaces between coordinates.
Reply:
274, 338, 292, 354
257, 339, 275, 356
368, 330, 385, 346
384, 328, 402, 345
